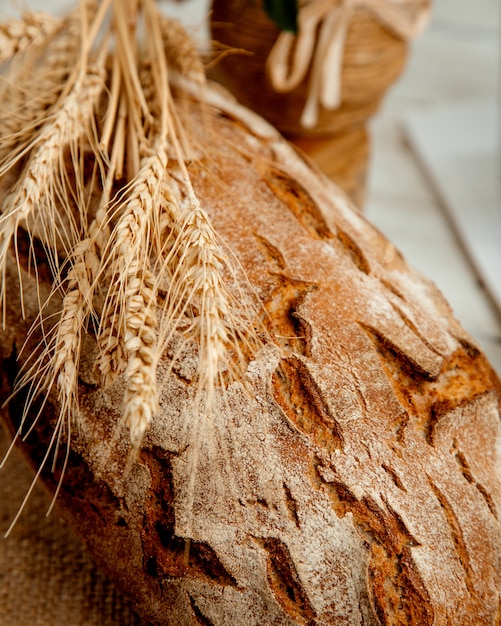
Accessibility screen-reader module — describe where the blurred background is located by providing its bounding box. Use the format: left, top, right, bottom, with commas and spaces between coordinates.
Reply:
365, 0, 500, 375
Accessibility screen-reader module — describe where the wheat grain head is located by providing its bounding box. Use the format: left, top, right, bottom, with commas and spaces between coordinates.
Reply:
0, 60, 106, 321
0, 12, 61, 66
96, 147, 168, 444
0, 1, 267, 487
0, 3, 100, 165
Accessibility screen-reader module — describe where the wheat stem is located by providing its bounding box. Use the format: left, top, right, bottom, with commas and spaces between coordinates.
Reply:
143, 0, 170, 136
112, 0, 150, 121
100, 51, 122, 152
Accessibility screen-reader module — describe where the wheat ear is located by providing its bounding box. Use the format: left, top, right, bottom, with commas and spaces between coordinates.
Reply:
156, 181, 236, 402
0, 12, 61, 66
0, 60, 106, 322
49, 202, 110, 403
159, 16, 206, 87
11, 203, 105, 432
97, 149, 167, 444
0, 7, 91, 164
122, 261, 159, 446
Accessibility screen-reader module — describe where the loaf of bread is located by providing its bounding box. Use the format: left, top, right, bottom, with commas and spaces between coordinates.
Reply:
1, 82, 500, 625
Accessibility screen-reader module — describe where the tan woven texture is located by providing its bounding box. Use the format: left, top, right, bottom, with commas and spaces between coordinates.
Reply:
209, 0, 409, 208
0, 424, 145, 626
292, 125, 370, 208
209, 1, 408, 138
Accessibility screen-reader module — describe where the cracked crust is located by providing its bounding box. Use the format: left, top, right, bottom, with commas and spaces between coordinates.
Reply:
1, 85, 501, 625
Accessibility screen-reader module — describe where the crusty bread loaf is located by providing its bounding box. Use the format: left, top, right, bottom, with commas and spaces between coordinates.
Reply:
1, 83, 500, 625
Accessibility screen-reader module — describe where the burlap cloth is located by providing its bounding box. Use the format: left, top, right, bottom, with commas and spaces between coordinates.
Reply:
0, 423, 148, 626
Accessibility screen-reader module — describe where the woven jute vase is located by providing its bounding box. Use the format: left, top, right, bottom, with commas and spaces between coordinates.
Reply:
292, 125, 370, 208
209, 0, 409, 206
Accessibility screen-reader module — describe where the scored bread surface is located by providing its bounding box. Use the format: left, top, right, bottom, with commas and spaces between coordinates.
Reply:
1, 85, 500, 625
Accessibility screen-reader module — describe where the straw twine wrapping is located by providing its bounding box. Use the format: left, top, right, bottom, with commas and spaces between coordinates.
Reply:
209, 0, 425, 207
210, 0, 420, 136
0, 425, 145, 626
293, 124, 370, 207
267, 0, 431, 127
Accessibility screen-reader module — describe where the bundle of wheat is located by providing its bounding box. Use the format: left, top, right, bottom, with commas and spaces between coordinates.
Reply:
0, 0, 261, 461
0, 2, 500, 625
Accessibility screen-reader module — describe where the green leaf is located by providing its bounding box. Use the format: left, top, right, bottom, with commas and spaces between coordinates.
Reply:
263, 0, 299, 33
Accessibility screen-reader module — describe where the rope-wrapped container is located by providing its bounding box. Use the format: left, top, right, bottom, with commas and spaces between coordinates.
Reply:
210, 0, 408, 137
209, 0, 427, 206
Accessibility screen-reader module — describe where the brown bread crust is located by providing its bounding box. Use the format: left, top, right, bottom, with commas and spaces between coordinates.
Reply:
1, 85, 500, 625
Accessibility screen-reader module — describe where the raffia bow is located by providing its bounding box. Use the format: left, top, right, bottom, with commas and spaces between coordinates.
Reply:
266, 0, 431, 128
